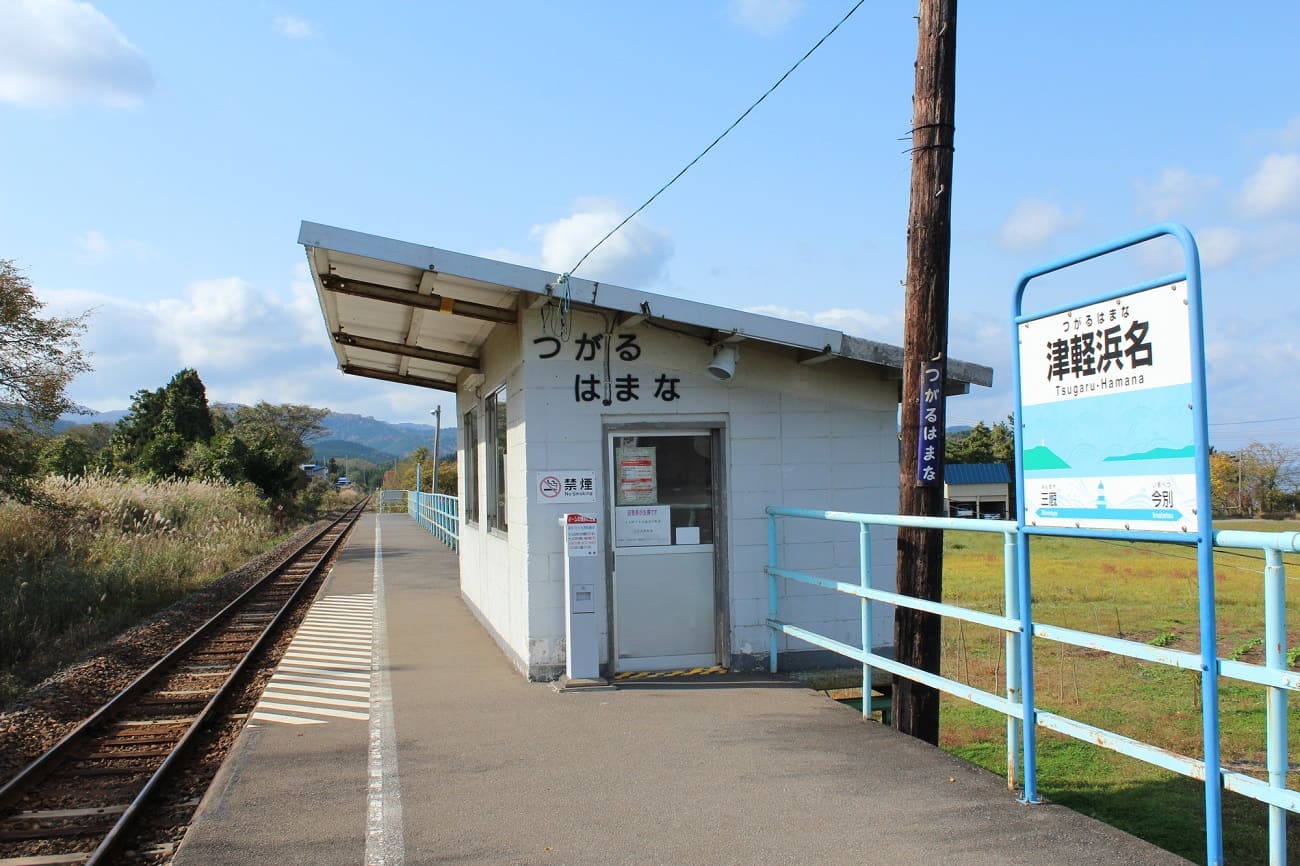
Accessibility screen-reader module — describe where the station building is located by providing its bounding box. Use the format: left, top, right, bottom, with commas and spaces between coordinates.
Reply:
300, 222, 992, 680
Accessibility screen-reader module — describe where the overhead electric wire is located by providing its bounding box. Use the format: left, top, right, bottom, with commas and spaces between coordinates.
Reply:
563, 0, 868, 280
1210, 415, 1300, 427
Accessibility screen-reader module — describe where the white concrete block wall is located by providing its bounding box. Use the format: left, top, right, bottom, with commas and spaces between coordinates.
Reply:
719, 336, 900, 665
458, 306, 915, 677
455, 324, 535, 675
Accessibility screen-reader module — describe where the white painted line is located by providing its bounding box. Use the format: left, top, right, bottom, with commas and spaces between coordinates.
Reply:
273, 672, 371, 688
292, 631, 374, 644
276, 666, 371, 681
266, 681, 370, 699
282, 650, 372, 663
251, 711, 325, 726
262, 688, 370, 708
257, 701, 369, 721
295, 624, 372, 632
366, 516, 405, 866
285, 644, 371, 656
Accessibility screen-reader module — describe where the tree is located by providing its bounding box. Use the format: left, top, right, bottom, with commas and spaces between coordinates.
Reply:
191, 403, 329, 503
1238, 442, 1299, 516
946, 417, 1015, 470
0, 259, 90, 499
109, 369, 215, 477
1209, 451, 1239, 516
1209, 443, 1299, 517
41, 434, 93, 477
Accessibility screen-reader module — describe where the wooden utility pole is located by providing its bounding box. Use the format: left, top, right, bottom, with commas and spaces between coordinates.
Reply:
894, 0, 957, 746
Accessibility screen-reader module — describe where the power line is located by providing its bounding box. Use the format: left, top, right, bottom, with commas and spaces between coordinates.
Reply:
1211, 415, 1300, 427
561, 0, 868, 281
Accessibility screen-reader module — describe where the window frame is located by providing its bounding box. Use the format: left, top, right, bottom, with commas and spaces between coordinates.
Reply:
485, 386, 508, 533
462, 406, 480, 525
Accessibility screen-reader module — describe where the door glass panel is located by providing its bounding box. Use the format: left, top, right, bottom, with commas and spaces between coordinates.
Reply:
613, 434, 713, 546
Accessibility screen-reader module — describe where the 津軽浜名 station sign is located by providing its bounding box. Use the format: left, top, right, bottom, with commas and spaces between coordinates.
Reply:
1017, 280, 1198, 533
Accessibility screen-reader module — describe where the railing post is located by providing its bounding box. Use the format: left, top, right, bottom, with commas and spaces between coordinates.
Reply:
1004, 531, 1020, 792
860, 523, 874, 720
1016, 531, 1040, 803
1265, 548, 1287, 866
768, 512, 779, 675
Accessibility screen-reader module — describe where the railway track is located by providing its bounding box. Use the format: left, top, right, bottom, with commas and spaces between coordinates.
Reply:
0, 499, 370, 865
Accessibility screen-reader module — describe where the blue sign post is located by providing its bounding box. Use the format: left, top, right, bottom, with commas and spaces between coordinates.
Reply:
1011, 223, 1220, 864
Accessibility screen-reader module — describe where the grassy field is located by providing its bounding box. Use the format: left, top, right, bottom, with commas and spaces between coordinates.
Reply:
937, 518, 1300, 864
0, 475, 287, 705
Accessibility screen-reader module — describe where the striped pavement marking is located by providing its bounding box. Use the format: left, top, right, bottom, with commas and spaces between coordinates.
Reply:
613, 664, 730, 681
251, 593, 375, 726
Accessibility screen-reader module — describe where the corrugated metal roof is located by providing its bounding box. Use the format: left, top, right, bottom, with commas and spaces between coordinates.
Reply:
945, 463, 1011, 486
297, 221, 995, 395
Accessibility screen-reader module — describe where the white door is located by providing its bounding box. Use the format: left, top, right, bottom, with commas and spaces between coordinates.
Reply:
610, 431, 718, 672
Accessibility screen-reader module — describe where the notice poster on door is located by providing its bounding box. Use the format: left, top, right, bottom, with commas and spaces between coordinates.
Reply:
616, 446, 657, 505
615, 505, 672, 547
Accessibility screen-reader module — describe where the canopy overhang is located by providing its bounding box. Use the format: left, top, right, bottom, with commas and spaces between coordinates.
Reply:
298, 221, 994, 396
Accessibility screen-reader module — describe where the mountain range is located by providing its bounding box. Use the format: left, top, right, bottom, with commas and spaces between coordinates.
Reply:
57, 409, 456, 466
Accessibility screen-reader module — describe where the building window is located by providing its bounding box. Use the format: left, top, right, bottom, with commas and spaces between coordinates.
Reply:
486, 386, 507, 532
463, 407, 480, 525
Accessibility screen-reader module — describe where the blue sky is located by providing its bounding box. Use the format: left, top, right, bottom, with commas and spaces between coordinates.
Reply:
2, 1, 1298, 448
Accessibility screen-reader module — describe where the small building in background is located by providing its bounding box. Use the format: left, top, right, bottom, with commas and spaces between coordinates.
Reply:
944, 462, 1012, 519
300, 222, 993, 680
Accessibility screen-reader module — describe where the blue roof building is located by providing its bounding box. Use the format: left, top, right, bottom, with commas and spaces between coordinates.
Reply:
944, 463, 1012, 519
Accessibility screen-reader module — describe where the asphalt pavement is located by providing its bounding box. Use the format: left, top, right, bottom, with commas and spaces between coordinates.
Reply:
174, 513, 1192, 866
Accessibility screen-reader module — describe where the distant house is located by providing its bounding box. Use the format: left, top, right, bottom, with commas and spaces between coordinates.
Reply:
335, 476, 351, 487
945, 463, 1011, 519
300, 463, 327, 480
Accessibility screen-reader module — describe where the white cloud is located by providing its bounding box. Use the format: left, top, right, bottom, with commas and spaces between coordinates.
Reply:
726, 0, 805, 36
272, 15, 316, 40
514, 199, 672, 287
0, 0, 152, 108
77, 230, 111, 258
748, 301, 1014, 427
37, 267, 337, 415
746, 303, 902, 344
1197, 227, 1245, 270
1205, 320, 1300, 445
1134, 168, 1219, 220
1278, 117, 1300, 148
997, 199, 1082, 251
1246, 221, 1300, 266
1237, 153, 1300, 218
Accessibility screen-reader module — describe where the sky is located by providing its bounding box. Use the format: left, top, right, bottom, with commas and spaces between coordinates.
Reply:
2, 1, 1298, 449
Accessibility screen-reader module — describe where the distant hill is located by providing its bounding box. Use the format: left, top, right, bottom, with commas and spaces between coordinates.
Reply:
55, 409, 127, 432
319, 413, 457, 459
56, 408, 457, 466
311, 438, 399, 465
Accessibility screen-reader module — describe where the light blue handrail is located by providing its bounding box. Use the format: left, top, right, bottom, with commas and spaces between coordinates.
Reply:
766, 506, 1300, 865
406, 490, 460, 552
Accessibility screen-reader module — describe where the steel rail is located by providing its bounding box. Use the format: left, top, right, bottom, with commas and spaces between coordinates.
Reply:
0, 498, 369, 863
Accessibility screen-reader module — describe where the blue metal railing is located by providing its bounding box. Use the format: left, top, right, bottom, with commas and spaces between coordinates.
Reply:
407, 490, 459, 551
766, 506, 1300, 865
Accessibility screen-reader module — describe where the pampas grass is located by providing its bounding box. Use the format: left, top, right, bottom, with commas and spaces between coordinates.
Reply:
0, 474, 280, 702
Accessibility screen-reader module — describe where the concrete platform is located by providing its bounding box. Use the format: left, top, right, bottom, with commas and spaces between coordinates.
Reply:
175, 513, 1192, 866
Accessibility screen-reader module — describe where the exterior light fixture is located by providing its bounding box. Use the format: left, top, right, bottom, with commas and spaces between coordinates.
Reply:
706, 345, 738, 381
